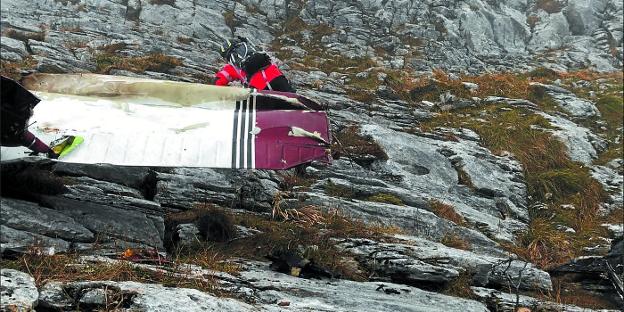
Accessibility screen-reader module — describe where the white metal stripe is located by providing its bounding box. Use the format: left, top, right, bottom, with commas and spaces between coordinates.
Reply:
251, 95, 256, 169
243, 98, 250, 168
235, 101, 244, 168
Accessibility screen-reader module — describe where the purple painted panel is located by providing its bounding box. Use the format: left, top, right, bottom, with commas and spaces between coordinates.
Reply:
255, 110, 331, 169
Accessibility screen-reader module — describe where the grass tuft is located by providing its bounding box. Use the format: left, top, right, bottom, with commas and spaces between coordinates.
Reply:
333, 125, 388, 165
94, 52, 182, 74
324, 179, 355, 199
440, 233, 472, 251
366, 193, 404, 206
429, 200, 466, 226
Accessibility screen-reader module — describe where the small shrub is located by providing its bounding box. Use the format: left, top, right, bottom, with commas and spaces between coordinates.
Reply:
324, 179, 355, 198
527, 67, 560, 80
455, 166, 474, 188
526, 15, 541, 30
0, 252, 219, 293
443, 271, 475, 299
282, 16, 308, 35
507, 217, 573, 269
429, 200, 466, 226
366, 193, 404, 206
217, 207, 401, 281
278, 171, 316, 191
0, 57, 38, 80
347, 90, 376, 103
535, 0, 565, 14
149, 0, 176, 6
223, 10, 237, 29
176, 36, 195, 45
596, 94, 623, 129
333, 125, 388, 165
3, 29, 45, 42
100, 42, 127, 54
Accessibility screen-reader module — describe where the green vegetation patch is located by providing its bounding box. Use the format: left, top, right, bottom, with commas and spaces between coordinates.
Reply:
366, 193, 404, 206
421, 94, 611, 268
324, 179, 355, 198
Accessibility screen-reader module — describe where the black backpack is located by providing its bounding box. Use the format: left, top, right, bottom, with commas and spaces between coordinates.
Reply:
1, 76, 40, 146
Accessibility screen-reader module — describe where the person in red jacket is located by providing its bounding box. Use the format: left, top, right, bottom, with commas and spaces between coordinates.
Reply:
215, 37, 295, 93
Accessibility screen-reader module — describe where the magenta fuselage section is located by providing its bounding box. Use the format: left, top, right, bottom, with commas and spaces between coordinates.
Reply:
255, 110, 330, 169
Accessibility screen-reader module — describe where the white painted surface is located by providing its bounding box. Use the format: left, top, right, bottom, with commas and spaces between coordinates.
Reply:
1, 92, 240, 167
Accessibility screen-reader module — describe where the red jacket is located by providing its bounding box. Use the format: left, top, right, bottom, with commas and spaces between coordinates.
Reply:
215, 63, 284, 90
214, 63, 246, 86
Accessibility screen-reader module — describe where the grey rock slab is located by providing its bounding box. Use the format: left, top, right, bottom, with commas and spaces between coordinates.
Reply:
1, 198, 94, 242
39, 280, 260, 312
120, 281, 259, 311
531, 82, 601, 118
1, 225, 70, 254
538, 112, 607, 164
0, 36, 28, 56
155, 168, 279, 211
591, 165, 624, 208
38, 282, 74, 311
63, 176, 164, 214
40, 196, 163, 249
239, 261, 490, 312
359, 124, 528, 242
337, 237, 552, 292
1, 0, 621, 79
471, 286, 619, 312
299, 190, 505, 258
52, 163, 152, 190
0, 269, 38, 312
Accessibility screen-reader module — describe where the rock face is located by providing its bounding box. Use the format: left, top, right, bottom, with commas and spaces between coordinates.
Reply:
1, 0, 623, 311
336, 237, 552, 292
0, 269, 38, 312
0, 0, 622, 77
34, 261, 491, 312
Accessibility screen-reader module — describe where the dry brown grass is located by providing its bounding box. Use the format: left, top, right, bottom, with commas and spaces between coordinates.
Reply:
208, 206, 401, 281
0, 57, 38, 80
3, 29, 46, 42
443, 271, 475, 299
535, 0, 565, 13
532, 276, 621, 309
278, 171, 316, 191
440, 233, 471, 251
176, 36, 194, 45
0, 252, 218, 293
95, 52, 182, 74
333, 125, 388, 163
505, 218, 573, 269
429, 200, 466, 226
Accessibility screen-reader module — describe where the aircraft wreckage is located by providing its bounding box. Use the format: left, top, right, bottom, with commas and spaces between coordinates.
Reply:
0, 74, 332, 170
